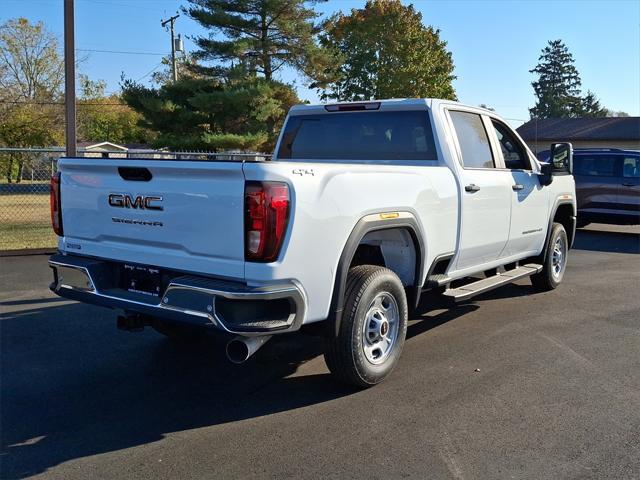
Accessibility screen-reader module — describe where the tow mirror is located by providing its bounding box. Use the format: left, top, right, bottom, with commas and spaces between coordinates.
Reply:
550, 142, 573, 175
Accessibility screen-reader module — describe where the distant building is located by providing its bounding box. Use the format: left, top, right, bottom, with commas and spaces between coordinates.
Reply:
516, 117, 640, 154
78, 141, 157, 158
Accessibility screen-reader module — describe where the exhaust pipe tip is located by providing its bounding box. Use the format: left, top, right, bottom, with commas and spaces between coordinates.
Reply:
225, 335, 272, 364
226, 339, 251, 364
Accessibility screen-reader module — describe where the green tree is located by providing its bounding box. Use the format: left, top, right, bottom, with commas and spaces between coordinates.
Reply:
0, 18, 65, 182
77, 97, 153, 145
78, 73, 107, 99
121, 76, 298, 152
0, 103, 63, 182
183, 0, 330, 82
76, 74, 152, 145
151, 53, 201, 85
530, 39, 608, 119
529, 40, 582, 118
578, 90, 607, 118
0, 18, 64, 101
318, 0, 456, 101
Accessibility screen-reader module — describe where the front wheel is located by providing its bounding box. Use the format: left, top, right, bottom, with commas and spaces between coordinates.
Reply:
324, 265, 408, 388
531, 222, 568, 292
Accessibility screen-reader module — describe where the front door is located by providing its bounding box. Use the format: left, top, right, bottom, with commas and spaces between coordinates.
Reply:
619, 154, 640, 218
488, 119, 549, 257
448, 110, 511, 270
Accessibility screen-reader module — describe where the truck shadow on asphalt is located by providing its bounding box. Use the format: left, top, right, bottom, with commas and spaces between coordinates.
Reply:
0, 299, 478, 478
572, 228, 639, 254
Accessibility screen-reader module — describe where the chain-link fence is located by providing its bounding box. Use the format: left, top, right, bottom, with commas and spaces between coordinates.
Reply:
1, 148, 59, 251
0, 147, 270, 252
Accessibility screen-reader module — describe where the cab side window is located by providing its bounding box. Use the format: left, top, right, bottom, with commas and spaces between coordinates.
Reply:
491, 120, 530, 170
450, 111, 495, 168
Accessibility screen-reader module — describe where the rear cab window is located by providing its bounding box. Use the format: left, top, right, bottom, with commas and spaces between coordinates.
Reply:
276, 111, 437, 161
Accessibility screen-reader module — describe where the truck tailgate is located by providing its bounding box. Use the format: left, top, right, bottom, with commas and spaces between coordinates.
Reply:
58, 158, 246, 280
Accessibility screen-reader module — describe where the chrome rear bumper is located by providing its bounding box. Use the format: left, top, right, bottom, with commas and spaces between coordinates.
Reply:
49, 254, 305, 335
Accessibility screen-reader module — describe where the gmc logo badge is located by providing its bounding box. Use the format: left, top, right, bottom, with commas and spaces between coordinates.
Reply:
108, 193, 163, 211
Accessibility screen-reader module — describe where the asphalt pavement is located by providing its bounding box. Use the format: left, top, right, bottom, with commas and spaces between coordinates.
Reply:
1, 225, 639, 479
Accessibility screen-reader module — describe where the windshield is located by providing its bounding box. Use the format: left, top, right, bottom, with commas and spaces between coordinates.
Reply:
276, 111, 437, 161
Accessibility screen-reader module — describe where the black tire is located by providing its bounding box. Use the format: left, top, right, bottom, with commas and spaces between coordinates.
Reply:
151, 319, 202, 341
531, 222, 568, 292
324, 265, 408, 388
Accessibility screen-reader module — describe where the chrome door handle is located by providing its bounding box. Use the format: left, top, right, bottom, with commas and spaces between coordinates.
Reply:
512, 184, 524, 191
465, 184, 481, 193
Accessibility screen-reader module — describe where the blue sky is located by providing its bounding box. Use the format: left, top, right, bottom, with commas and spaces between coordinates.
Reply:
3, 0, 639, 126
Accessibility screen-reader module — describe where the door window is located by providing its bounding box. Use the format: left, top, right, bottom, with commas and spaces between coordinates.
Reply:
450, 111, 495, 168
573, 155, 619, 176
622, 157, 639, 178
491, 120, 530, 170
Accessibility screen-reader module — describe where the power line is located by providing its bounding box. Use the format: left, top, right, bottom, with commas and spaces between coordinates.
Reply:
0, 100, 128, 106
136, 62, 165, 82
76, 48, 167, 56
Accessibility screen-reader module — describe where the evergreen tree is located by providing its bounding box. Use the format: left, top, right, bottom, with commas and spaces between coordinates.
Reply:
529, 39, 611, 119
121, 76, 298, 152
529, 40, 582, 119
578, 90, 607, 118
183, 0, 330, 82
318, 0, 456, 101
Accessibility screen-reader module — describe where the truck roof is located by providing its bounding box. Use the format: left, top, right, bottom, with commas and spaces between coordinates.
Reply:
289, 98, 488, 115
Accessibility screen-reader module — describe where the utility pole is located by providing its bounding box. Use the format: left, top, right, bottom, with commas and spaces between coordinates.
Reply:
64, 0, 76, 156
161, 13, 180, 82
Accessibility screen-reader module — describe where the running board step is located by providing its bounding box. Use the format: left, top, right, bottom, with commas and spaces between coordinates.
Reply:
442, 264, 543, 302
424, 273, 451, 289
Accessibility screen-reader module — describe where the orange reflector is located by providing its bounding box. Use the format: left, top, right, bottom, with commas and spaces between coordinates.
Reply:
379, 212, 400, 220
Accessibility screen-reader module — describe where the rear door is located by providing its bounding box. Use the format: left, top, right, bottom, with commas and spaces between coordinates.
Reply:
59, 158, 246, 279
573, 154, 621, 216
488, 118, 549, 257
448, 110, 511, 270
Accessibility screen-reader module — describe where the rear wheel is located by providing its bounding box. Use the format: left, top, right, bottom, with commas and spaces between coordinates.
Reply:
531, 222, 568, 292
324, 265, 408, 388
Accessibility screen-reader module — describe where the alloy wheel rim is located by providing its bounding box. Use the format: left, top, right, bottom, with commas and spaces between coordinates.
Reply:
362, 292, 400, 365
551, 235, 566, 279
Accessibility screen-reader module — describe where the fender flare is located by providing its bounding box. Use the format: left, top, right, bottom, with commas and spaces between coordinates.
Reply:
543, 199, 576, 257
328, 212, 425, 337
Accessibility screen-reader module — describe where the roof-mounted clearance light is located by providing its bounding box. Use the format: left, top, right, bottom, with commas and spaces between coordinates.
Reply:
324, 102, 381, 112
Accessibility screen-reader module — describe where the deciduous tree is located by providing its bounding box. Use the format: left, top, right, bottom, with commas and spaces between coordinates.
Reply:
0, 18, 65, 181
77, 74, 152, 145
0, 17, 64, 101
318, 0, 456, 101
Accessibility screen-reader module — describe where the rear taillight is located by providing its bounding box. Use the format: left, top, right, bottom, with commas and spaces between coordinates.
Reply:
50, 172, 63, 236
244, 181, 290, 262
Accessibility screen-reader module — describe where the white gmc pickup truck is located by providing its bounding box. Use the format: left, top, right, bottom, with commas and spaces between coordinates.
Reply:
49, 99, 576, 387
